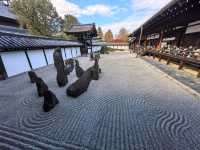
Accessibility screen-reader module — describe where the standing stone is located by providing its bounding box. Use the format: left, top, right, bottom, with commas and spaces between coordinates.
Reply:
90, 52, 94, 60
43, 90, 59, 112
57, 66, 68, 87
35, 77, 48, 97
53, 48, 64, 68
75, 60, 84, 78
53, 48, 68, 87
91, 58, 101, 80
64, 59, 74, 75
28, 71, 37, 83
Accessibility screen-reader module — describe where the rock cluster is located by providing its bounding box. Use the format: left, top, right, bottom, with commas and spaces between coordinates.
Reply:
67, 57, 101, 97
27, 48, 102, 111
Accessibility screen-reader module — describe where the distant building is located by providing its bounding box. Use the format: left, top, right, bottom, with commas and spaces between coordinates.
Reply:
66, 23, 98, 55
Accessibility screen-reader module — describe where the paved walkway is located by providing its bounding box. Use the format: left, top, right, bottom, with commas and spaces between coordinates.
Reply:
0, 51, 200, 150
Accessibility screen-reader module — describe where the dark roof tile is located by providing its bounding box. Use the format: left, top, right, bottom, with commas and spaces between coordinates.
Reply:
67, 24, 96, 33
0, 32, 82, 51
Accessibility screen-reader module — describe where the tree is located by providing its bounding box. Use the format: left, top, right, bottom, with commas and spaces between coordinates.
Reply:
97, 27, 103, 39
118, 28, 129, 42
11, 0, 61, 36
62, 15, 79, 32
104, 29, 113, 43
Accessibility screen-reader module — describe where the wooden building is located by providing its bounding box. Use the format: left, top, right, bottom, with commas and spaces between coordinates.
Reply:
129, 0, 200, 50
66, 23, 98, 55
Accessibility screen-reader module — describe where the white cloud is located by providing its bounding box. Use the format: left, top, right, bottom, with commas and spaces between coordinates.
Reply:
51, 0, 123, 18
132, 0, 172, 11
101, 14, 152, 35
101, 0, 172, 35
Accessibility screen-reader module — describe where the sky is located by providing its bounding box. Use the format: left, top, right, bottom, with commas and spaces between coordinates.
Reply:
51, 0, 172, 36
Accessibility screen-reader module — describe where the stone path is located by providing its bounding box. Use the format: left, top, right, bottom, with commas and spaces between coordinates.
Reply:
0, 51, 200, 150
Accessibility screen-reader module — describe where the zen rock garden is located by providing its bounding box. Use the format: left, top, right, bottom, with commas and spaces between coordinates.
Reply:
28, 47, 102, 112
1, 51, 200, 149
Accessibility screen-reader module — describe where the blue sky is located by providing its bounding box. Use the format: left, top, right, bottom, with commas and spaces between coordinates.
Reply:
51, 0, 171, 35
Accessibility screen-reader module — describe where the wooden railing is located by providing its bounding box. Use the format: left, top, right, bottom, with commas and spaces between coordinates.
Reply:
144, 50, 200, 78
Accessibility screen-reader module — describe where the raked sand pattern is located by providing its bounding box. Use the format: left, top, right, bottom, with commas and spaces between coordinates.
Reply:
0, 51, 200, 150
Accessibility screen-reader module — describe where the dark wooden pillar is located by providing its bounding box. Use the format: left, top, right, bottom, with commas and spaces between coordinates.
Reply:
24, 50, 33, 70
166, 56, 171, 65
42, 48, 48, 65
197, 69, 200, 78
0, 54, 8, 80
64, 48, 67, 58
70, 47, 73, 58
177, 26, 187, 47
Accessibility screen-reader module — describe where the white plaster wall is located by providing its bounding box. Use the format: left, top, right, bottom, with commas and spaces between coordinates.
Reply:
1, 51, 30, 77
27, 50, 46, 69
45, 49, 54, 65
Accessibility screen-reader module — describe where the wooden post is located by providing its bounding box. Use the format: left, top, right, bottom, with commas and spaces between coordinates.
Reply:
139, 26, 143, 46
158, 53, 162, 62
153, 52, 156, 59
70, 47, 73, 58
177, 25, 187, 47
166, 56, 171, 65
157, 30, 164, 51
25, 50, 33, 70
138, 26, 143, 55
64, 48, 67, 58
178, 60, 184, 70
0, 54, 8, 80
197, 69, 200, 78
42, 48, 48, 65
178, 55, 186, 70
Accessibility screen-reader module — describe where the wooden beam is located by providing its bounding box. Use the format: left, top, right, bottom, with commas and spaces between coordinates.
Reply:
197, 69, 200, 78
0, 54, 8, 79
24, 50, 33, 70
166, 57, 171, 65
42, 49, 48, 65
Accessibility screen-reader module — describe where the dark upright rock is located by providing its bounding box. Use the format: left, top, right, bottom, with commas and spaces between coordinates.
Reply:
35, 77, 48, 97
75, 60, 84, 78
90, 52, 94, 60
91, 58, 101, 80
64, 59, 74, 75
56, 66, 68, 87
53, 48, 64, 68
28, 71, 37, 83
53, 48, 68, 87
67, 68, 92, 98
43, 90, 59, 112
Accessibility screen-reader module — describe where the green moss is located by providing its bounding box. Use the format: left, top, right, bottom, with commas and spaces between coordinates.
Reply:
100, 46, 125, 54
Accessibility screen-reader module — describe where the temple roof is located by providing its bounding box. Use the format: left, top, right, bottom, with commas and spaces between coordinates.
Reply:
0, 31, 82, 51
129, 0, 200, 37
0, 2, 17, 21
67, 24, 96, 33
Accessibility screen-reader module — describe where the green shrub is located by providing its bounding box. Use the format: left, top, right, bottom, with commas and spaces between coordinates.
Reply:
100, 46, 125, 54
